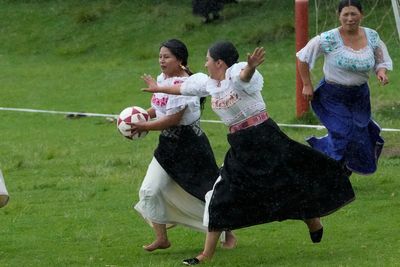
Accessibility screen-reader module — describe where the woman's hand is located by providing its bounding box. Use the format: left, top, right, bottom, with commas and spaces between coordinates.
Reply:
302, 84, 314, 101
247, 47, 265, 69
141, 74, 159, 92
240, 47, 265, 82
376, 69, 389, 86
126, 121, 148, 136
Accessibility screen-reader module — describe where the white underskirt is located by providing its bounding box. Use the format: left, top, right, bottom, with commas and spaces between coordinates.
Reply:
134, 157, 207, 232
0, 169, 9, 208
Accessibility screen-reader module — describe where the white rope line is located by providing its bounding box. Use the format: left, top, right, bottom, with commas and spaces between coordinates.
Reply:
0, 107, 117, 118
202, 120, 323, 130
1, 106, 400, 132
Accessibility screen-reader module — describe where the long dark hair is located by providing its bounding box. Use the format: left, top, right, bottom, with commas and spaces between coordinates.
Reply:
160, 39, 206, 110
208, 41, 239, 67
338, 0, 362, 14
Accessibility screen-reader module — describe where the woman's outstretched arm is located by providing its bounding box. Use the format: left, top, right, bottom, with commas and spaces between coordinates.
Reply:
240, 47, 265, 82
141, 74, 182, 95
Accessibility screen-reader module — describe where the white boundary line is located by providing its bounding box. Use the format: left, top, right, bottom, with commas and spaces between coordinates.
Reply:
0, 107, 117, 118
1, 106, 400, 132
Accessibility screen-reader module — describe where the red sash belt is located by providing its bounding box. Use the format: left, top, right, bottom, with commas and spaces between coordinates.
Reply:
229, 112, 269, 133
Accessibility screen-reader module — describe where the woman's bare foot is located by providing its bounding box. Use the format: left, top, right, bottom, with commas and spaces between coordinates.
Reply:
221, 231, 237, 249
142, 240, 171, 252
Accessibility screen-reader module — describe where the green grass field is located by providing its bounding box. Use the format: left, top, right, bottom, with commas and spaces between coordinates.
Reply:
1, 1, 400, 266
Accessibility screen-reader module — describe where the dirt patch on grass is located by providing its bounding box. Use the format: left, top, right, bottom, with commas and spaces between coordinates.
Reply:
382, 145, 400, 158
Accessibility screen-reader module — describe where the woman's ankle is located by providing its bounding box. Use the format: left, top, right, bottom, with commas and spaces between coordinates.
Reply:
221, 231, 237, 249
305, 218, 323, 232
197, 251, 212, 261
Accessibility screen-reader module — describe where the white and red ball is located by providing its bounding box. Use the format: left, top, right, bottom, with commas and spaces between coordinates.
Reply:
117, 106, 149, 140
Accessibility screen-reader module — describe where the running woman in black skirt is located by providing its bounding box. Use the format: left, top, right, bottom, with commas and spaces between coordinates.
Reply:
142, 41, 355, 265
130, 39, 235, 252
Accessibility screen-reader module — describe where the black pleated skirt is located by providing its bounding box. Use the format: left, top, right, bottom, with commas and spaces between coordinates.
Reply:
154, 123, 219, 202
208, 118, 355, 231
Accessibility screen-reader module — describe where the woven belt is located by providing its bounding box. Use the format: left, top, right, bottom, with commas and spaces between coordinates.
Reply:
229, 112, 269, 133
161, 120, 203, 138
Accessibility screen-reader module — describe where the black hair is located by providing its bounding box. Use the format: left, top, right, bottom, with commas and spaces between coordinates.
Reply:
160, 39, 207, 110
160, 39, 193, 75
338, 0, 362, 14
208, 41, 239, 68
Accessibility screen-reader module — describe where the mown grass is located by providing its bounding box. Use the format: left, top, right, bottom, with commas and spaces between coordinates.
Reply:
0, 0, 399, 266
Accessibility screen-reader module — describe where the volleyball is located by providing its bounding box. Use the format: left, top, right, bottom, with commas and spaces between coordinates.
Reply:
117, 106, 150, 140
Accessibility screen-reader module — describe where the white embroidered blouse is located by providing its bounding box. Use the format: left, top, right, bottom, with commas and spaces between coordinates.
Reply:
296, 27, 393, 86
151, 74, 201, 125
180, 62, 266, 126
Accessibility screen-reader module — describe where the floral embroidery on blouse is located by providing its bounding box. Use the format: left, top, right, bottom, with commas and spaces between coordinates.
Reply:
211, 91, 240, 109
296, 27, 392, 86
320, 29, 340, 53
320, 27, 382, 72
365, 28, 379, 48
151, 94, 169, 107
336, 47, 375, 72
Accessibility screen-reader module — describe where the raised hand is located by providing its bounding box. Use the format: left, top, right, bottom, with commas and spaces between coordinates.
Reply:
247, 47, 265, 69
141, 74, 159, 92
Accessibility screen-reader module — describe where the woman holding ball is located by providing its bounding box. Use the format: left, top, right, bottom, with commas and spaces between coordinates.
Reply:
129, 39, 235, 252
142, 41, 355, 265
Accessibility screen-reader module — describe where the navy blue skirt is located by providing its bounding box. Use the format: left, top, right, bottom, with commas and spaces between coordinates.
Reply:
307, 79, 384, 174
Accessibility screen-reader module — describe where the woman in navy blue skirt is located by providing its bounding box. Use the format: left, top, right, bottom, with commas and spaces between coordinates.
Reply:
297, 0, 392, 175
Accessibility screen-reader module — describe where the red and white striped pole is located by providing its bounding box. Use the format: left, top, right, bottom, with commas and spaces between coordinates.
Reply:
295, 0, 309, 117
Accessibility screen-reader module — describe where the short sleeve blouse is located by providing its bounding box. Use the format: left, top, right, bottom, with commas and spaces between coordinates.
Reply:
296, 27, 393, 86
181, 62, 266, 126
151, 74, 201, 125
